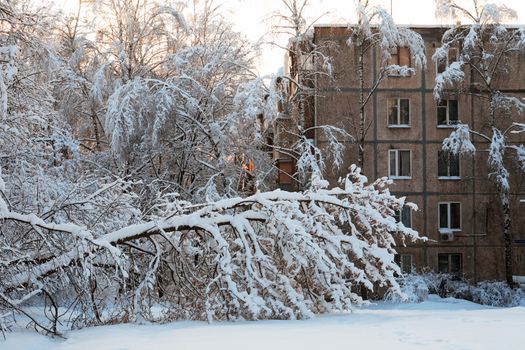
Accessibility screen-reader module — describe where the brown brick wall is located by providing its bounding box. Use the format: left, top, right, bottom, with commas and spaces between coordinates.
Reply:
313, 26, 525, 282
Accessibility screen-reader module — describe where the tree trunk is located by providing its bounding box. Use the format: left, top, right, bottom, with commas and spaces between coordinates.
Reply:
489, 95, 514, 287
499, 190, 514, 286
91, 111, 101, 152
294, 39, 308, 190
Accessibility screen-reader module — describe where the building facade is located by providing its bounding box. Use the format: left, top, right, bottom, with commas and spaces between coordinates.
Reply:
279, 25, 525, 282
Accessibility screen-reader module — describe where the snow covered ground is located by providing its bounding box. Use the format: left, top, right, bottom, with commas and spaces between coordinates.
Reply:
3, 295, 524, 350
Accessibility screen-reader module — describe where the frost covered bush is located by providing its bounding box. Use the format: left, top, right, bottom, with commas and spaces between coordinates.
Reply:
0, 166, 420, 334
444, 279, 524, 306
455, 281, 524, 307
388, 272, 524, 307
386, 274, 431, 303
0, 311, 14, 340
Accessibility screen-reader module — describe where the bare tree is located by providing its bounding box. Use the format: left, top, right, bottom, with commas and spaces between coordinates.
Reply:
348, 0, 426, 168
433, 0, 525, 286
268, 0, 352, 190
1, 165, 419, 331
0, 0, 421, 336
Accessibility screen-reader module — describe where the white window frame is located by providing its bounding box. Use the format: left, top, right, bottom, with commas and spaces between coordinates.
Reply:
438, 202, 462, 232
387, 98, 411, 128
388, 149, 412, 179
437, 99, 459, 128
438, 151, 461, 180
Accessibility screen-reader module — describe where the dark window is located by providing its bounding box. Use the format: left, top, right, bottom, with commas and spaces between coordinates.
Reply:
450, 203, 461, 229
437, 100, 458, 126
439, 203, 448, 228
437, 47, 458, 74
395, 254, 413, 274
399, 150, 411, 176
394, 206, 412, 228
448, 157, 459, 176
437, 101, 447, 125
438, 151, 460, 178
437, 58, 447, 75
389, 150, 411, 178
400, 99, 410, 125
388, 99, 398, 125
389, 151, 396, 177
438, 253, 462, 274
438, 152, 447, 177
401, 206, 412, 228
388, 98, 410, 126
449, 100, 458, 123
439, 202, 461, 230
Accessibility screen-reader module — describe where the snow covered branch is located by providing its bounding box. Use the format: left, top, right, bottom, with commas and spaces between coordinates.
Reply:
442, 124, 476, 155
0, 167, 419, 326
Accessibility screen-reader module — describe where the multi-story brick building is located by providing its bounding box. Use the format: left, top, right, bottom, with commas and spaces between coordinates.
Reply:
277, 25, 525, 282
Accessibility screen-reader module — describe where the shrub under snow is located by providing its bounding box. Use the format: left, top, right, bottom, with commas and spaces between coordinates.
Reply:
389, 272, 524, 307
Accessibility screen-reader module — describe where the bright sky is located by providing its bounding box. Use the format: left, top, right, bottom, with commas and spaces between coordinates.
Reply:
231, 0, 525, 75
54, 0, 525, 75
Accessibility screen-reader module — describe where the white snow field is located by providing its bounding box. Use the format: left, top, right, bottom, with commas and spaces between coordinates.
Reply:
3, 295, 524, 350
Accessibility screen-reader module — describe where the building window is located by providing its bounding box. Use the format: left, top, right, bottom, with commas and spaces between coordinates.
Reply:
438, 253, 462, 275
277, 159, 294, 191
439, 202, 461, 231
395, 254, 413, 274
436, 47, 458, 74
388, 149, 411, 179
394, 206, 412, 228
438, 151, 460, 178
389, 47, 411, 67
437, 100, 458, 126
388, 98, 410, 126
